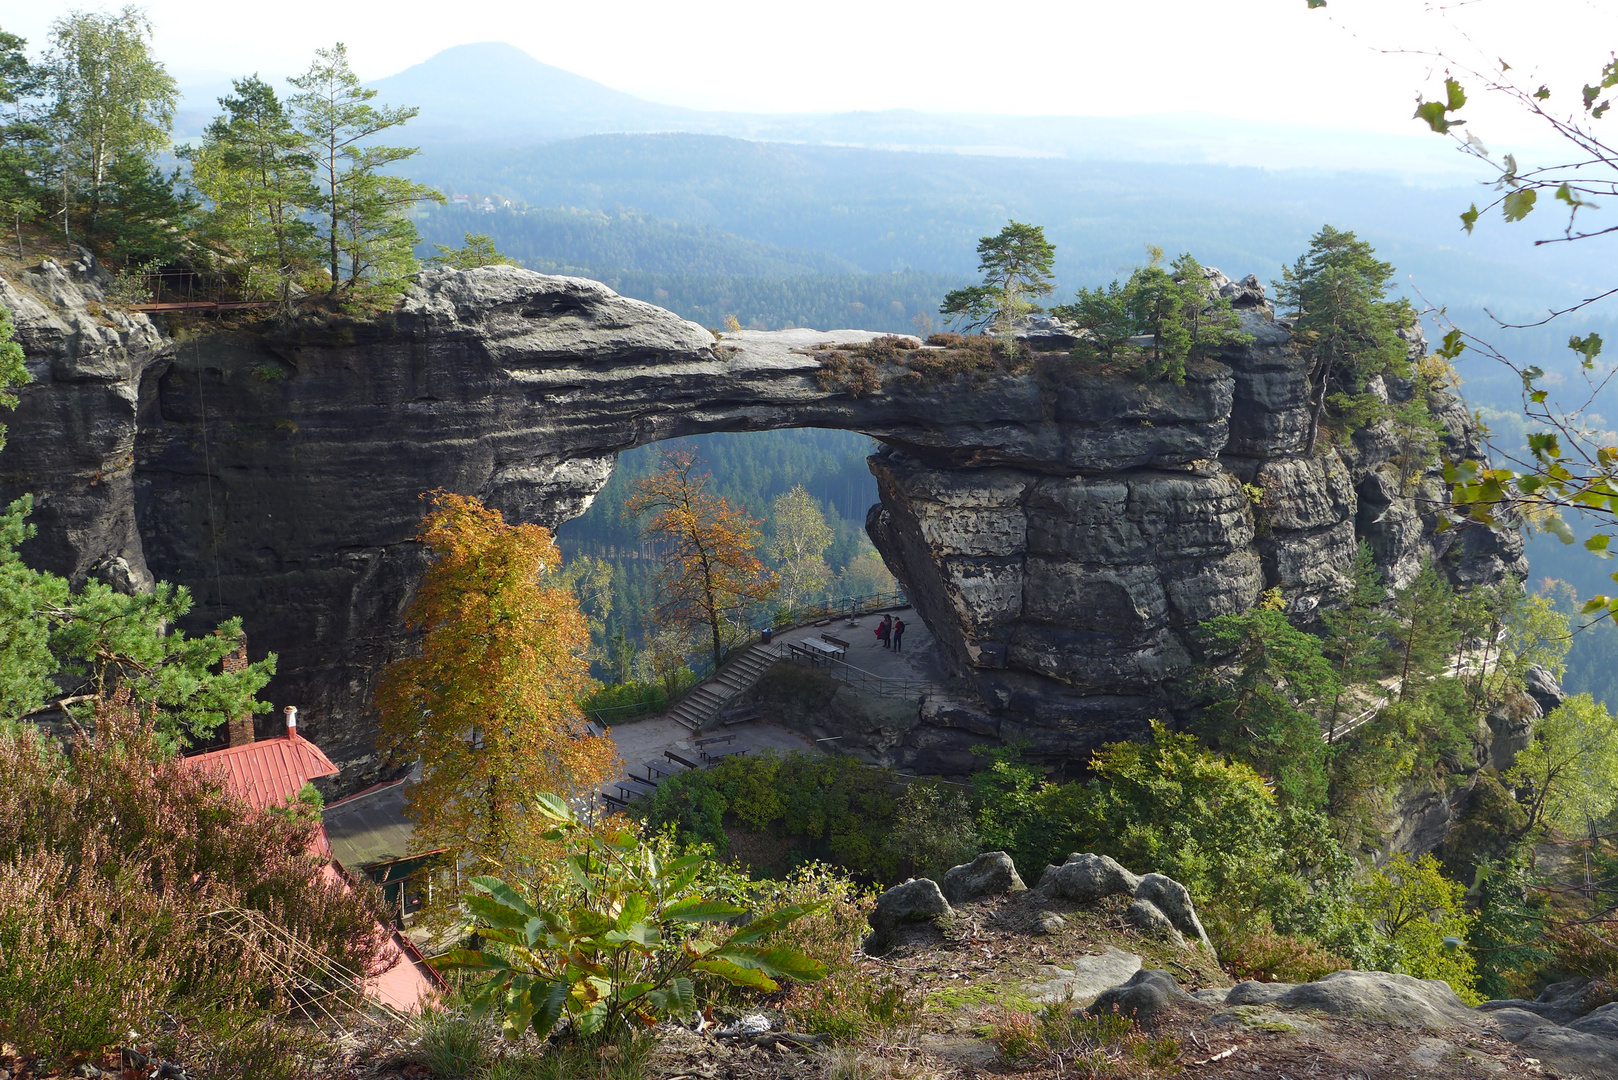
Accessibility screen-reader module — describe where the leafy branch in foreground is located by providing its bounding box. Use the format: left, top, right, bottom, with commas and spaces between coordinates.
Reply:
438, 793, 827, 1042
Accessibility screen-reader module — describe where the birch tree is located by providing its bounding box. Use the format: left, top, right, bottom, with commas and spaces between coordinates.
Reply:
43, 7, 175, 239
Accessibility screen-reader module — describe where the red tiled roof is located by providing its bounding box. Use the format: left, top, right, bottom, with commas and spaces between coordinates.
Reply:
183, 732, 340, 811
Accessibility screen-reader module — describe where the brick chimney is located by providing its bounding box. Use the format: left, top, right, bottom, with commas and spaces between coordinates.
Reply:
222, 639, 255, 747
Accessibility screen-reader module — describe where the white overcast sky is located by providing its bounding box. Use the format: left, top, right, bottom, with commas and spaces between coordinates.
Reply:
4, 0, 1613, 147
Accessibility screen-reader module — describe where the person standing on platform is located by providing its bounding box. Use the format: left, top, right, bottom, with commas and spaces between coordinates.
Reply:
876, 614, 892, 649
892, 617, 906, 653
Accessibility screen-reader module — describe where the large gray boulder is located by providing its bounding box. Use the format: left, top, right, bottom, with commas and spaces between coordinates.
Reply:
864, 878, 953, 954
1021, 946, 1143, 1006
1087, 969, 1196, 1023
1478, 975, 1616, 1024
1224, 971, 1477, 1033
941, 851, 1026, 904
1132, 873, 1212, 952
1487, 1007, 1618, 1080
1478, 980, 1618, 1079
1037, 853, 1141, 903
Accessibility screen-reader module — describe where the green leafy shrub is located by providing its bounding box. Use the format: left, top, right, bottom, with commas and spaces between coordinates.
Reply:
973, 724, 1344, 932
1302, 853, 1481, 1003
441, 793, 827, 1042
636, 751, 904, 882
581, 680, 668, 724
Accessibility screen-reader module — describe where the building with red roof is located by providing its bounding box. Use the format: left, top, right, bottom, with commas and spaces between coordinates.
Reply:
183, 706, 442, 1011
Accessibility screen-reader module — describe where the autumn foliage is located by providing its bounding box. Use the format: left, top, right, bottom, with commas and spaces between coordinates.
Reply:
376, 492, 617, 868
626, 448, 778, 669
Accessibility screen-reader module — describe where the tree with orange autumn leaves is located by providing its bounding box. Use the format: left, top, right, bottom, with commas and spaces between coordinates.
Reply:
376, 491, 618, 870
626, 448, 778, 671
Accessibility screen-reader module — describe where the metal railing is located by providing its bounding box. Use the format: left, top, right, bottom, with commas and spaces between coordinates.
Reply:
782, 644, 930, 699
771, 590, 909, 629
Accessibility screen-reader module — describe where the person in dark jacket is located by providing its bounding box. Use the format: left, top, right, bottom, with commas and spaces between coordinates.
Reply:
892, 618, 906, 652
876, 614, 892, 649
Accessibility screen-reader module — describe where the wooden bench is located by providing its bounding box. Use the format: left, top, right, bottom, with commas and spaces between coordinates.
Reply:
600, 791, 628, 809
821, 634, 852, 651
694, 733, 736, 748
721, 707, 761, 728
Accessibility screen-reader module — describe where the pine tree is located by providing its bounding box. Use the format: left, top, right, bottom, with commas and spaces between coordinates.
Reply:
287, 44, 441, 297
939, 220, 1056, 333
1319, 542, 1392, 740
1198, 607, 1342, 808
186, 76, 319, 303
1274, 226, 1413, 452
1391, 562, 1462, 699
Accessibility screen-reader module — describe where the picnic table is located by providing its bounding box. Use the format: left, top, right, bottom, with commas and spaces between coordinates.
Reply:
702, 741, 753, 763
644, 758, 682, 782
796, 637, 845, 664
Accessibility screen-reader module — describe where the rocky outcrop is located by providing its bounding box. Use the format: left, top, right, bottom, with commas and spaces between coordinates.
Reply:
1034, 853, 1210, 952
1, 264, 1523, 786
941, 851, 1025, 904
0, 256, 170, 593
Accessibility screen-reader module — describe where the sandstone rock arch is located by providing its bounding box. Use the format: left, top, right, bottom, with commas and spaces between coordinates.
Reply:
0, 264, 1522, 787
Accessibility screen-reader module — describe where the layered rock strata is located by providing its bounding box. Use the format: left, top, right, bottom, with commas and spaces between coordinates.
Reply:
0, 263, 1523, 788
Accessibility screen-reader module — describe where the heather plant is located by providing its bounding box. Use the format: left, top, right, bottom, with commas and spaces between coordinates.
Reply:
0, 691, 392, 1065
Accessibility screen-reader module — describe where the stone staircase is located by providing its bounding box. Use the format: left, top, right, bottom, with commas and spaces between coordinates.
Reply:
666, 641, 781, 732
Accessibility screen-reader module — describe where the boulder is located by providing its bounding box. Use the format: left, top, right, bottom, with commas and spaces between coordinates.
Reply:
1225, 970, 1477, 1033
1012, 315, 1081, 352
1087, 969, 1195, 1023
1038, 853, 1141, 903
1133, 873, 1212, 951
1125, 899, 1186, 948
1022, 947, 1143, 1005
941, 851, 1026, 904
864, 877, 953, 954
1482, 998, 1618, 1080
1478, 975, 1615, 1024
1571, 1002, 1618, 1039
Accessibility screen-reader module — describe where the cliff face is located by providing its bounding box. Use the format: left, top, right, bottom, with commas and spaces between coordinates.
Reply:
0, 262, 1523, 787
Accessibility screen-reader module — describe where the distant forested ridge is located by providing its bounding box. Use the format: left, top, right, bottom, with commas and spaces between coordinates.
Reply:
415, 204, 957, 333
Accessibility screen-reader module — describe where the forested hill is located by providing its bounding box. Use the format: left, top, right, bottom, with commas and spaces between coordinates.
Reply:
412, 206, 958, 333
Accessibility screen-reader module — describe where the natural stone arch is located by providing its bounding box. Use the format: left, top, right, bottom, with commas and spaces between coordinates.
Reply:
0, 265, 1522, 787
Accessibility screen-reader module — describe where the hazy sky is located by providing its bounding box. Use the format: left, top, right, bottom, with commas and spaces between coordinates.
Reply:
5, 0, 1613, 146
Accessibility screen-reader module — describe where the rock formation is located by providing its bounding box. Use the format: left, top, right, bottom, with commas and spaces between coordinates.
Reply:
0, 261, 1523, 788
